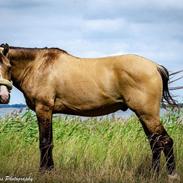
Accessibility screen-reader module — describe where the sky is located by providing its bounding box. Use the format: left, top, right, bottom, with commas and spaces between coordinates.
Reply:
0, 0, 183, 104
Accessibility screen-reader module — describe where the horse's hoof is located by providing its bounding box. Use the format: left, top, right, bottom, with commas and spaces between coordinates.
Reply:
168, 172, 180, 182
39, 166, 54, 174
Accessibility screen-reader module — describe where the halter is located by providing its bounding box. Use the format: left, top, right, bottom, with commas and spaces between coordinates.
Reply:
0, 46, 12, 90
0, 78, 13, 90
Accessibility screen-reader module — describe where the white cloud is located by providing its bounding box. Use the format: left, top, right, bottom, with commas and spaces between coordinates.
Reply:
0, 0, 182, 103
84, 18, 126, 32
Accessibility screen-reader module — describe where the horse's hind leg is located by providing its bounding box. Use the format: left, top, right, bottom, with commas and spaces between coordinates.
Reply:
136, 113, 176, 175
138, 116, 162, 173
125, 91, 176, 176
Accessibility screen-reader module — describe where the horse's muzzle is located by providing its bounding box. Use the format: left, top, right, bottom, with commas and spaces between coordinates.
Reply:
0, 85, 10, 104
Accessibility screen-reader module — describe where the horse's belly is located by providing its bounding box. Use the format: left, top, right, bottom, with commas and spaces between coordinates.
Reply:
53, 98, 128, 116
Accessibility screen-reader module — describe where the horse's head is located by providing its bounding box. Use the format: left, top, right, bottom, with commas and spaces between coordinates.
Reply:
0, 43, 12, 104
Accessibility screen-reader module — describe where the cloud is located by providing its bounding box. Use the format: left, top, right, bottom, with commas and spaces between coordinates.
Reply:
0, 0, 43, 10
0, 0, 182, 103
84, 0, 183, 23
84, 18, 125, 32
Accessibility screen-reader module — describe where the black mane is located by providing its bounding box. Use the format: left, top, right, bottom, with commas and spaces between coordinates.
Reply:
0, 43, 68, 54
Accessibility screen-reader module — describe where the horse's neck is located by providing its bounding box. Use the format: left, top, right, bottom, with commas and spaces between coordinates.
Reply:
8, 48, 37, 89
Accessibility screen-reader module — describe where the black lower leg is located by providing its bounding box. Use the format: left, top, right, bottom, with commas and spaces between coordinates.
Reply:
149, 134, 163, 174
40, 143, 54, 170
162, 136, 176, 175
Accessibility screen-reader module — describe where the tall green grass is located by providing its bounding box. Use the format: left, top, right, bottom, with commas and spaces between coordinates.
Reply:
0, 109, 182, 183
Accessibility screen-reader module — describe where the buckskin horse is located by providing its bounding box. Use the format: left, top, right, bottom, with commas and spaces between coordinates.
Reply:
0, 43, 179, 180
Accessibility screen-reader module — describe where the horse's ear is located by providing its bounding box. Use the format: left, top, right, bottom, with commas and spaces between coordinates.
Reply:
0, 43, 9, 56
2, 43, 9, 56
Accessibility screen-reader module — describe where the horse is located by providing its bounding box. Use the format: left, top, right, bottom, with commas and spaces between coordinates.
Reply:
0, 43, 179, 180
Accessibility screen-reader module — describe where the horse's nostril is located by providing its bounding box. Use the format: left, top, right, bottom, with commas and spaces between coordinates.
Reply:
0, 94, 10, 104
0, 85, 10, 103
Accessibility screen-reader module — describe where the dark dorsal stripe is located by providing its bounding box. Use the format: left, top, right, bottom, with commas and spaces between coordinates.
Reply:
9, 46, 68, 54
2, 45, 69, 63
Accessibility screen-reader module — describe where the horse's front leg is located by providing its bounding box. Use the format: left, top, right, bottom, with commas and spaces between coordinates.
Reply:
36, 103, 54, 171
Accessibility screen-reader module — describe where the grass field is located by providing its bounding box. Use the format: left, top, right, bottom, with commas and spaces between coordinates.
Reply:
0, 109, 182, 183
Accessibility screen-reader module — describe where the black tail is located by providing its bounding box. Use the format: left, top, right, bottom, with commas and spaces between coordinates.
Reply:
157, 65, 177, 107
